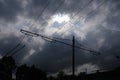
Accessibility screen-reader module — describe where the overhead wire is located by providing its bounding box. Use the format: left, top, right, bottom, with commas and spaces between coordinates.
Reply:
76, 40, 91, 49
20, 0, 103, 56
44, 0, 94, 42
39, 0, 66, 40
30, 0, 51, 28
75, 39, 99, 55
20, 29, 100, 55
18, 0, 103, 57
30, 0, 65, 28
1, 7, 28, 63
0, 0, 51, 63
51, 0, 65, 15
59, 24, 73, 36
52, 37, 72, 42
10, 45, 26, 57
80, 0, 108, 21
52, 0, 95, 35
16, 0, 67, 61
5, 35, 25, 57
59, 0, 108, 36
28, 0, 68, 41
3, 2, 27, 57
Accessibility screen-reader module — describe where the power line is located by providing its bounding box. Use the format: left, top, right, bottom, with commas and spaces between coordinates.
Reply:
20, 29, 100, 55
61, 0, 107, 36
5, 36, 25, 57
27, 0, 65, 40
20, 29, 100, 79
30, 0, 51, 28
3, 0, 27, 57
30, 0, 65, 28
75, 38, 95, 50
23, 29, 71, 41
51, 0, 65, 15
5, 43, 20, 56
81, 0, 108, 21
53, 0, 94, 35
76, 40, 91, 49
10, 45, 25, 57
75, 39, 99, 56
52, 37, 72, 42
59, 0, 108, 36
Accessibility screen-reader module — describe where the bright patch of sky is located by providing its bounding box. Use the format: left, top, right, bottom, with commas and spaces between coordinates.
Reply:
52, 13, 70, 24
76, 63, 99, 74
44, 13, 71, 35
22, 49, 35, 63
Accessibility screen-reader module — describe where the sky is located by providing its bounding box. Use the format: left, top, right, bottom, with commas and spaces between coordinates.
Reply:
0, 0, 120, 75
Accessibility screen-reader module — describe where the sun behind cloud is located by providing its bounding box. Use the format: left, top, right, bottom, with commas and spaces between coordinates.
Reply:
52, 13, 70, 24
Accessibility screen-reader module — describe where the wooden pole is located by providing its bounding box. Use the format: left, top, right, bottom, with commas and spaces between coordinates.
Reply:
72, 36, 75, 79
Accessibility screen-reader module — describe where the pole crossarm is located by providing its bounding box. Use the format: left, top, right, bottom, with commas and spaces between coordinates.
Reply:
20, 29, 100, 55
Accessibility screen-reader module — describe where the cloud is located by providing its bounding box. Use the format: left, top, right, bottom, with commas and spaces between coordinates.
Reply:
0, 0, 120, 74
0, 0, 23, 22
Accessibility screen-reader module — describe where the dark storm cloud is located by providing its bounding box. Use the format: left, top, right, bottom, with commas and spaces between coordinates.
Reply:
26, 0, 93, 18
0, 0, 23, 22
25, 40, 91, 73
81, 0, 120, 70
0, 35, 27, 66
13, 0, 96, 22
106, 1, 120, 30
0, 34, 40, 65
84, 26, 120, 69
0, 0, 107, 22
0, 0, 120, 74
0, 0, 116, 22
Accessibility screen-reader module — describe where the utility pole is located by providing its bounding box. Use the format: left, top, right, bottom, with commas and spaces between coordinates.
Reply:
20, 29, 100, 79
72, 36, 75, 79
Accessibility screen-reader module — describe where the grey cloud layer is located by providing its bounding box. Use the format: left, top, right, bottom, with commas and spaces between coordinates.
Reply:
0, 0, 120, 73
0, 0, 23, 22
